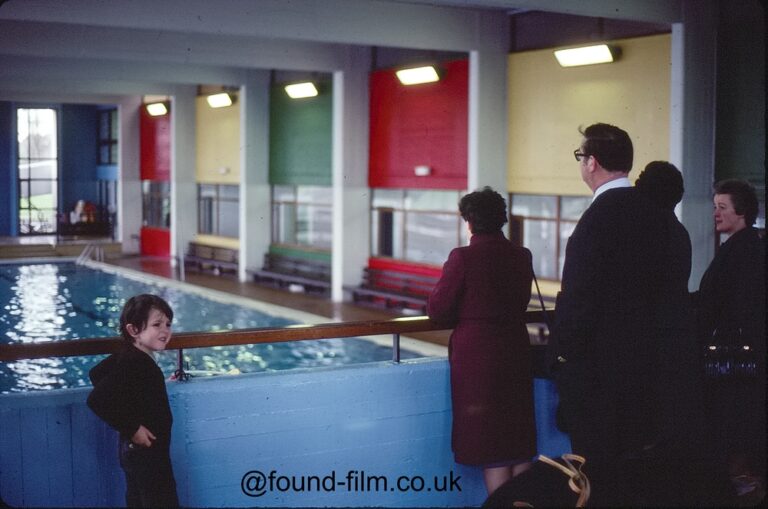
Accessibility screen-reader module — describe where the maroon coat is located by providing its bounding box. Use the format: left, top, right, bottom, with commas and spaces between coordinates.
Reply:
427, 231, 537, 465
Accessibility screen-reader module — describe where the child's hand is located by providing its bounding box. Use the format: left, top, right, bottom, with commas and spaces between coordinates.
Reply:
131, 425, 157, 447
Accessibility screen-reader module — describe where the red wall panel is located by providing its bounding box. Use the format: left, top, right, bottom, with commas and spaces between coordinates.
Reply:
139, 107, 171, 181
369, 59, 468, 190
140, 227, 170, 257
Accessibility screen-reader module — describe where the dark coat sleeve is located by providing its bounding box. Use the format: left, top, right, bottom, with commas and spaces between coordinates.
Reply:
87, 356, 142, 439
427, 248, 465, 328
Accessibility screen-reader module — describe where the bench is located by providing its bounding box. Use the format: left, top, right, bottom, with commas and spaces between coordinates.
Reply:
345, 268, 439, 313
184, 242, 239, 276
248, 253, 331, 295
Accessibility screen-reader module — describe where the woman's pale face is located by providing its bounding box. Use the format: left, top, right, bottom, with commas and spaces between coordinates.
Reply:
713, 193, 747, 234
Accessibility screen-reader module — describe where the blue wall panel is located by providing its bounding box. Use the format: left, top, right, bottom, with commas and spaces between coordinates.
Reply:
0, 102, 14, 236
60, 104, 99, 213
0, 358, 570, 507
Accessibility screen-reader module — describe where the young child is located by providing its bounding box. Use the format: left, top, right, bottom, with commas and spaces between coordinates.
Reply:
87, 294, 179, 507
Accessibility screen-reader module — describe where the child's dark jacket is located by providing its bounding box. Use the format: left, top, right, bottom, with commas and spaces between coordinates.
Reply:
87, 344, 173, 450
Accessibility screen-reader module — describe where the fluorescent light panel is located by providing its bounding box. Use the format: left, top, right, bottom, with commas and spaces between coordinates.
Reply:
285, 82, 318, 99
554, 44, 615, 67
206, 92, 234, 108
396, 66, 440, 85
145, 102, 168, 116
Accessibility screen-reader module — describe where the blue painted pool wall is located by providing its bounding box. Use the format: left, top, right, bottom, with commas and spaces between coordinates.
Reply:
0, 102, 15, 236
0, 358, 570, 507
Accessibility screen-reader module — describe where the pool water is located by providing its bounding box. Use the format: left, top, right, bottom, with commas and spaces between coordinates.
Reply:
0, 262, 420, 393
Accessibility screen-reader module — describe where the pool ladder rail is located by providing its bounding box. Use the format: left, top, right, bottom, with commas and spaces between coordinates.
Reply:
76, 243, 105, 264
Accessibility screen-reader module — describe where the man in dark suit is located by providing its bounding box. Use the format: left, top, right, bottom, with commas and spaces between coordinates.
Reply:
548, 124, 701, 506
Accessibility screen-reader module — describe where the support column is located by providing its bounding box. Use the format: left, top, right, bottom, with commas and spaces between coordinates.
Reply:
670, 0, 718, 289
170, 85, 197, 267
468, 48, 509, 197
331, 47, 371, 304
117, 95, 142, 254
239, 70, 271, 282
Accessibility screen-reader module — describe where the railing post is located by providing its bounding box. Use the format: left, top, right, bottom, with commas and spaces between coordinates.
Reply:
174, 348, 189, 381
392, 333, 400, 363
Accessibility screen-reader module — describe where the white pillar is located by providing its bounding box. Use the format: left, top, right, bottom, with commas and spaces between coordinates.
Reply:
468, 49, 509, 196
239, 70, 271, 282
117, 95, 142, 254
170, 85, 197, 266
670, 0, 718, 290
331, 47, 371, 304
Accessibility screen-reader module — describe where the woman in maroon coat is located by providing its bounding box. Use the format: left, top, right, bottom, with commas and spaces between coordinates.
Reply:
427, 187, 536, 495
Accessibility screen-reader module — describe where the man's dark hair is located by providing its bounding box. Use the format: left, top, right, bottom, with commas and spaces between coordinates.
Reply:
579, 123, 633, 173
459, 186, 508, 234
635, 161, 684, 210
713, 179, 759, 226
119, 294, 174, 343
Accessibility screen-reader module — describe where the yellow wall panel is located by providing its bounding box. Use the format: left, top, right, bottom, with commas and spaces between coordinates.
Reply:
196, 96, 241, 184
507, 34, 671, 196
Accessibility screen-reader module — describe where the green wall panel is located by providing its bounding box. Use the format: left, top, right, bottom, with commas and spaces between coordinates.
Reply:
269, 83, 332, 186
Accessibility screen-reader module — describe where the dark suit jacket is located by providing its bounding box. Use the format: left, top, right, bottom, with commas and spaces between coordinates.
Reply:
549, 186, 697, 460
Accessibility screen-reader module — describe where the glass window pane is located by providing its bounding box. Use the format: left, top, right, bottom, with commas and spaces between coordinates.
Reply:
511, 194, 557, 218
198, 199, 214, 234
99, 111, 110, 139
405, 189, 460, 212
275, 203, 297, 244
273, 185, 296, 202
199, 184, 217, 199
372, 188, 404, 209
558, 221, 578, 278
19, 161, 30, 180
30, 180, 56, 208
219, 185, 239, 200
404, 212, 458, 265
100, 145, 111, 164
110, 110, 118, 139
218, 201, 239, 238
522, 219, 558, 279
296, 204, 332, 248
17, 109, 29, 159
561, 196, 591, 220
297, 185, 333, 205
28, 109, 57, 158
30, 160, 56, 179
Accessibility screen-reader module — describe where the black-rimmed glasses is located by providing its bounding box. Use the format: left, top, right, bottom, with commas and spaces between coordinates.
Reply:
573, 149, 589, 162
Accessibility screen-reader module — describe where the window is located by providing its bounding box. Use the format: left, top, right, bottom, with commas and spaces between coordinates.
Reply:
17, 108, 58, 235
198, 184, 239, 238
271, 185, 332, 249
98, 108, 118, 165
509, 194, 591, 280
142, 181, 170, 228
371, 189, 465, 266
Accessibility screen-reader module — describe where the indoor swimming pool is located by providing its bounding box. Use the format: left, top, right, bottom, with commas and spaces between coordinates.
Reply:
0, 260, 428, 393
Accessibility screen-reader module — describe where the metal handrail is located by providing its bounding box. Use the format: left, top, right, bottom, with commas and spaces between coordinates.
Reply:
0, 310, 550, 363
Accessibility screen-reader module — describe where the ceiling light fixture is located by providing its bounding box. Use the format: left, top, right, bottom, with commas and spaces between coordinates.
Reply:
145, 102, 169, 116
284, 82, 319, 99
206, 92, 235, 108
395, 65, 440, 85
554, 44, 619, 67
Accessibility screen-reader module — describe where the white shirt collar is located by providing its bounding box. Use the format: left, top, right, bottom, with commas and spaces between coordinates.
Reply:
593, 176, 631, 202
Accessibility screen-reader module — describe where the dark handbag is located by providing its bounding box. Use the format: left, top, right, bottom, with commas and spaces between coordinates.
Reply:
702, 327, 757, 378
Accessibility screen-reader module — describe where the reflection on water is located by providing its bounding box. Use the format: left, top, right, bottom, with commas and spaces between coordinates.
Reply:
1, 263, 418, 393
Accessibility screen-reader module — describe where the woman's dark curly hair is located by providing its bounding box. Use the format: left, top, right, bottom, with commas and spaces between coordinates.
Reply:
459, 186, 508, 234
713, 179, 759, 226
